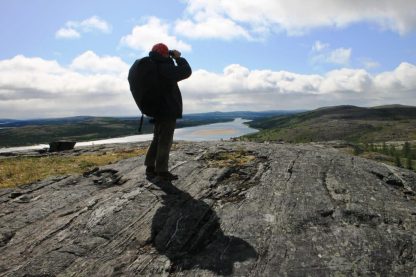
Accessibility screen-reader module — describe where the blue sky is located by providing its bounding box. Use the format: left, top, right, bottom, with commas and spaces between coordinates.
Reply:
0, 0, 415, 118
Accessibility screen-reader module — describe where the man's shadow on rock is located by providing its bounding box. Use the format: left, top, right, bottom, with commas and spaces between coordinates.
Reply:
149, 179, 257, 275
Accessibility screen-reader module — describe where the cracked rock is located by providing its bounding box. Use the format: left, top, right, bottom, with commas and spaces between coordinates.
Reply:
0, 141, 415, 276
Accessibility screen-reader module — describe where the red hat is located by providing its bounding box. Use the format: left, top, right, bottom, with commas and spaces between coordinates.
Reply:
151, 43, 169, 56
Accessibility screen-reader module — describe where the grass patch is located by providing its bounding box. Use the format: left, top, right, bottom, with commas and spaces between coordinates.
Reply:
0, 148, 147, 188
204, 150, 256, 168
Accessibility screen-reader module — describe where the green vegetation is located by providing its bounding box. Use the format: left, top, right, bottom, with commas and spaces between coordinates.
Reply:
244, 105, 416, 143
242, 105, 416, 171
203, 150, 256, 168
0, 148, 147, 188
350, 141, 415, 170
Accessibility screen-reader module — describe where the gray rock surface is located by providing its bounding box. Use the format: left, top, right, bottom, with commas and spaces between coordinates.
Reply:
0, 141, 415, 276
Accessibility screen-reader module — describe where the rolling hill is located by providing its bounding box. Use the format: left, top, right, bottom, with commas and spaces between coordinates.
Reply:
244, 105, 416, 143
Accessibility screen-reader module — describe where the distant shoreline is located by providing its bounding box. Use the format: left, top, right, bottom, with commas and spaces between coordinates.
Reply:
0, 111, 292, 148
0, 118, 258, 153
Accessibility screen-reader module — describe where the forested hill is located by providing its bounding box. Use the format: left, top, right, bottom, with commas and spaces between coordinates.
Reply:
245, 105, 416, 143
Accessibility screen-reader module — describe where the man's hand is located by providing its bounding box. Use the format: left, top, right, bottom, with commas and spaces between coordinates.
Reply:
171, 50, 181, 59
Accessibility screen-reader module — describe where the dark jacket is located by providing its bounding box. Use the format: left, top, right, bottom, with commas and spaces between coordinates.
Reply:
149, 51, 192, 119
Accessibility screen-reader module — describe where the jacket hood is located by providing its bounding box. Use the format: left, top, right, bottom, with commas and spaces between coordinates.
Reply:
149, 51, 171, 62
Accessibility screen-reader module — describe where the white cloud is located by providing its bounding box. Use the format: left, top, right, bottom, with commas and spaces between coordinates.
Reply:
312, 41, 329, 52
120, 17, 192, 53
320, 68, 372, 93
362, 59, 381, 69
180, 62, 416, 112
72, 16, 111, 33
180, 0, 416, 38
0, 54, 415, 118
55, 16, 111, 39
175, 16, 251, 40
311, 41, 352, 66
70, 51, 129, 74
0, 54, 134, 118
374, 62, 416, 92
55, 28, 80, 39
0, 55, 65, 73
327, 48, 352, 65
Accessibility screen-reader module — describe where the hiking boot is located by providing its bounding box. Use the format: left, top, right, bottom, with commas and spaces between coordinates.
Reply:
156, 171, 179, 181
145, 166, 156, 179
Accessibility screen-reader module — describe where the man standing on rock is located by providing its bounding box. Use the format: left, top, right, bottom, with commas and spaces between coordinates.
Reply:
144, 43, 192, 181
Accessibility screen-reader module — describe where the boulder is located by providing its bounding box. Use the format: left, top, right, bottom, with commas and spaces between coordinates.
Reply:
49, 140, 76, 152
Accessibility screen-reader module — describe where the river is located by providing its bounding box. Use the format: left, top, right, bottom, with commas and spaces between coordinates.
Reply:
0, 118, 258, 153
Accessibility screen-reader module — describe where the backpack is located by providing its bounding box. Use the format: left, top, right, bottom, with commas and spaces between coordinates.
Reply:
128, 57, 161, 118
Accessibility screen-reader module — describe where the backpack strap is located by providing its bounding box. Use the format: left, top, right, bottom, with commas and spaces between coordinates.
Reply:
138, 114, 144, 133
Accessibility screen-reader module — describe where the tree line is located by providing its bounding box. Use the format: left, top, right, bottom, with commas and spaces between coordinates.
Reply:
356, 141, 415, 170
